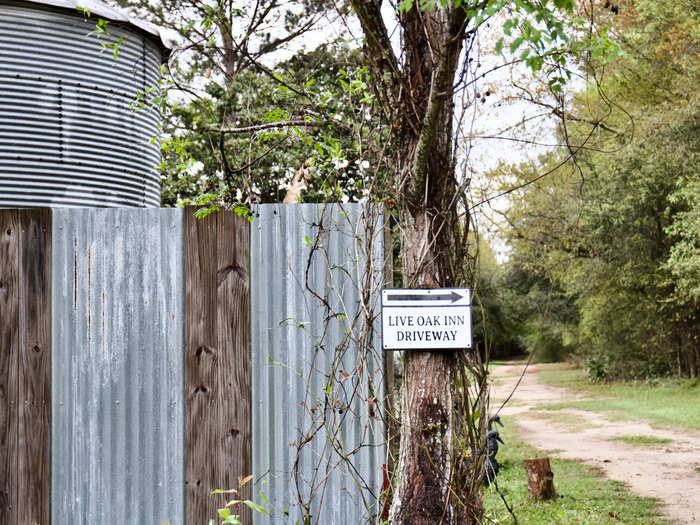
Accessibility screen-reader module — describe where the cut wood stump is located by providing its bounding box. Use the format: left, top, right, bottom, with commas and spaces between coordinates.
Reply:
524, 457, 556, 501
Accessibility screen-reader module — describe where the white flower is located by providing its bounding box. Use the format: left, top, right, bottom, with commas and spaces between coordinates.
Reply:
187, 161, 204, 176
332, 157, 349, 169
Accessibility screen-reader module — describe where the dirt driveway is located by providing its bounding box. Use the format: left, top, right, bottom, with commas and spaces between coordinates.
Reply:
490, 363, 700, 524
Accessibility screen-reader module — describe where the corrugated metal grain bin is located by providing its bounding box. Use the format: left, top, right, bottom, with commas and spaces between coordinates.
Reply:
0, 0, 170, 207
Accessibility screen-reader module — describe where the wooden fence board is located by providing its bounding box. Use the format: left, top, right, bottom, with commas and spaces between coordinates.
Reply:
17, 209, 51, 524
185, 208, 251, 524
0, 209, 50, 525
0, 211, 20, 524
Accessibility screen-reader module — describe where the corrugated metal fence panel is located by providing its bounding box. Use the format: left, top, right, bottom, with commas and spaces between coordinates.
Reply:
251, 204, 386, 524
0, 3, 162, 208
51, 208, 185, 525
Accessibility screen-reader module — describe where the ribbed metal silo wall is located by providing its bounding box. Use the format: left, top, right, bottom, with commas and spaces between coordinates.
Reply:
51, 208, 185, 525
0, 4, 162, 207
251, 203, 386, 524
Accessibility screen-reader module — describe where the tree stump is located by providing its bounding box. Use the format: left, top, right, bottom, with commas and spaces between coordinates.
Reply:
524, 458, 556, 501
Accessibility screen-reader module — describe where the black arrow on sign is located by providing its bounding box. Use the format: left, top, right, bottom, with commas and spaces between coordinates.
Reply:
388, 291, 463, 303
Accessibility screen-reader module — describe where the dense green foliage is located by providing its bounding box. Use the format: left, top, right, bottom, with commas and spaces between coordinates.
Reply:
109, 0, 392, 208
471, 244, 525, 359
159, 45, 389, 206
488, 0, 699, 378
473, 248, 578, 361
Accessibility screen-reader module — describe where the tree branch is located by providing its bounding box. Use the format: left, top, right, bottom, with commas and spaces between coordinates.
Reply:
412, 7, 468, 193
348, 0, 403, 110
215, 119, 335, 134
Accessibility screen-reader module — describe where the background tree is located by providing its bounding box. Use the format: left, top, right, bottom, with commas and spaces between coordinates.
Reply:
487, 0, 699, 378
114, 0, 394, 207
159, 45, 389, 205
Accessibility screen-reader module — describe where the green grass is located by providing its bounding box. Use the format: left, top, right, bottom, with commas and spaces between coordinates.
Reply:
534, 366, 700, 430
488, 359, 515, 367
483, 418, 668, 524
535, 365, 586, 387
612, 435, 673, 446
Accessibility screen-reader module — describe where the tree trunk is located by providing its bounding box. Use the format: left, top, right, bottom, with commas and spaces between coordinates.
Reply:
524, 458, 556, 501
389, 211, 475, 524
389, 351, 456, 523
348, 2, 476, 522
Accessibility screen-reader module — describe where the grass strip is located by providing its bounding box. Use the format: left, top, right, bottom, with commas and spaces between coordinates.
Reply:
612, 435, 672, 446
483, 417, 668, 524
534, 367, 700, 430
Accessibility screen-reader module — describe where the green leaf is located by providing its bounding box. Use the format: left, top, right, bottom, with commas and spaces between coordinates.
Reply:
509, 36, 524, 53
87, 18, 110, 37
195, 193, 218, 206
233, 204, 252, 222
263, 108, 289, 123
218, 508, 231, 519
553, 0, 573, 8
243, 500, 269, 515
183, 19, 196, 33
397, 0, 413, 12
495, 37, 504, 54
194, 204, 220, 219
503, 18, 517, 36
525, 55, 544, 71
109, 36, 124, 60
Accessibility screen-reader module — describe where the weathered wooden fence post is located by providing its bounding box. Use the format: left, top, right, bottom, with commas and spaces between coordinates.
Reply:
185, 207, 252, 524
0, 209, 51, 525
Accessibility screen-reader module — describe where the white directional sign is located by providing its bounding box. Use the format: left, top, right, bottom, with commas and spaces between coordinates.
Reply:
381, 288, 471, 350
